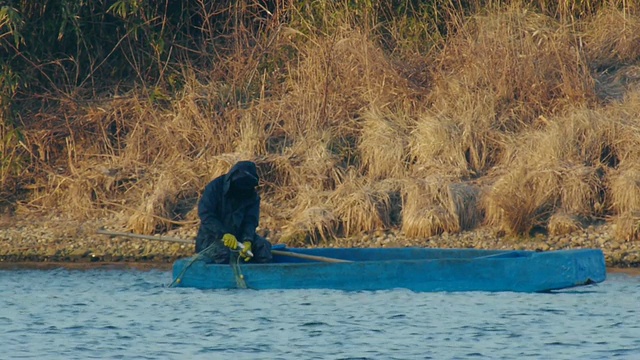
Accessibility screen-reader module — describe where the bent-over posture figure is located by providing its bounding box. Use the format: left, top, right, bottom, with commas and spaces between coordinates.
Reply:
195, 161, 272, 263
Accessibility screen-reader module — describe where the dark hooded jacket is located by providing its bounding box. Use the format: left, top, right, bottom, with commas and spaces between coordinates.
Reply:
195, 161, 260, 252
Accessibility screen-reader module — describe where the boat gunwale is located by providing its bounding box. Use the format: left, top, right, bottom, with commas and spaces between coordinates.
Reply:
174, 248, 600, 268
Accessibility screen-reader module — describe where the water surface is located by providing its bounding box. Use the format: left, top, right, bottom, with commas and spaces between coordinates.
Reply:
1, 270, 638, 359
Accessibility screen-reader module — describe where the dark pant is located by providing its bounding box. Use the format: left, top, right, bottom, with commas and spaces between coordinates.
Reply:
195, 227, 272, 264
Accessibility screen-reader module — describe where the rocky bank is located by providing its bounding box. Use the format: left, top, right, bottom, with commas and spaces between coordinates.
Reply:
1, 214, 639, 269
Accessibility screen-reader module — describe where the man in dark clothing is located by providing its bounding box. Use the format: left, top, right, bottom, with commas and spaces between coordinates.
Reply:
195, 160, 272, 263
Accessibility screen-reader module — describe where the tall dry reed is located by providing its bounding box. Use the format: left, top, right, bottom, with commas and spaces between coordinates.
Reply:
7, 2, 640, 245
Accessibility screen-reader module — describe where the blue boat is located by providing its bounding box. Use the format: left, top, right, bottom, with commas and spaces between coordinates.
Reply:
170, 247, 606, 292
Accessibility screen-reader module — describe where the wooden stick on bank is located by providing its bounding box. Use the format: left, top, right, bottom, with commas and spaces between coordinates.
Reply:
96, 229, 193, 244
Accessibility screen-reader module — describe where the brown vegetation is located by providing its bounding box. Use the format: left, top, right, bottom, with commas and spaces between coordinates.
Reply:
3, 1, 640, 245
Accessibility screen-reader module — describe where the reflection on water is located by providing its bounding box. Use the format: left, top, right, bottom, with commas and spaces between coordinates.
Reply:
1, 270, 638, 359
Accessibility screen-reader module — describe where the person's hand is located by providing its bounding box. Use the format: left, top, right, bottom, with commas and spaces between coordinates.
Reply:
222, 233, 238, 249
239, 241, 252, 262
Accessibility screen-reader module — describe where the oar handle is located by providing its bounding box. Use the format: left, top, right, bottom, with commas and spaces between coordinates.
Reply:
236, 241, 254, 258
97, 229, 255, 257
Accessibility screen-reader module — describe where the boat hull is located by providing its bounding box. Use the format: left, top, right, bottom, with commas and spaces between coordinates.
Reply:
171, 248, 606, 292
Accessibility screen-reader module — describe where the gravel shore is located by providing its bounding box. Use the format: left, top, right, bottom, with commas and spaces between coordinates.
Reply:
1, 215, 639, 270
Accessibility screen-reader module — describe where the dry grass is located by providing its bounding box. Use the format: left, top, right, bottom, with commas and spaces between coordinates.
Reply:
606, 91, 640, 162
595, 65, 640, 102
449, 182, 482, 231
358, 106, 412, 180
329, 172, 392, 236
401, 177, 481, 238
559, 164, 603, 216
548, 211, 584, 236
278, 186, 338, 245
429, 4, 595, 133
409, 113, 472, 178
608, 163, 640, 214
279, 205, 339, 246
583, 8, 640, 101
483, 161, 602, 236
482, 104, 614, 236
127, 173, 180, 235
482, 165, 560, 235
526, 109, 615, 167
613, 211, 640, 242
7, 3, 640, 244
583, 9, 640, 71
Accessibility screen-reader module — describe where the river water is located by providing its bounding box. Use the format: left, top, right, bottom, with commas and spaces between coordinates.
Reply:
0, 269, 638, 360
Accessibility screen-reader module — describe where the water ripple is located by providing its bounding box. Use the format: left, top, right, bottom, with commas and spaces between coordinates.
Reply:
1, 271, 639, 359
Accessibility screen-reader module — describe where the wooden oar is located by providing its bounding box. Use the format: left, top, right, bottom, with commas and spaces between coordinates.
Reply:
96, 229, 350, 263
272, 249, 350, 263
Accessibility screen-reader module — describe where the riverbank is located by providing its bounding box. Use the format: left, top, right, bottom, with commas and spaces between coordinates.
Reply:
1, 215, 639, 270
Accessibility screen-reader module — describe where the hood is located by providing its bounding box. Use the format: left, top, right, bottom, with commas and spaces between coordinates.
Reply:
223, 161, 259, 194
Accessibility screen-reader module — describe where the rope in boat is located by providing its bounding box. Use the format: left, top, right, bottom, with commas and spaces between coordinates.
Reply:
168, 244, 213, 288
168, 243, 247, 289
231, 254, 247, 289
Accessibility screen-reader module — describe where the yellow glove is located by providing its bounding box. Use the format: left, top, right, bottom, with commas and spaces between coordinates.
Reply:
239, 241, 253, 262
222, 233, 238, 249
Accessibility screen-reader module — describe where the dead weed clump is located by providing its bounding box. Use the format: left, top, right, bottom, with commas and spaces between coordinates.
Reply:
483, 160, 603, 236
329, 173, 392, 236
484, 106, 613, 236
127, 174, 181, 235
559, 164, 603, 217
528, 109, 616, 167
358, 106, 412, 180
608, 164, 640, 215
548, 211, 584, 236
606, 92, 640, 163
483, 161, 605, 236
582, 8, 640, 72
401, 177, 481, 238
409, 113, 476, 178
259, 131, 343, 195
614, 212, 640, 242
278, 186, 338, 246
482, 166, 560, 235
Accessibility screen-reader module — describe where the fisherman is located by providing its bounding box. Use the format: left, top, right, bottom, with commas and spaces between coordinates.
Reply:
195, 160, 272, 263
